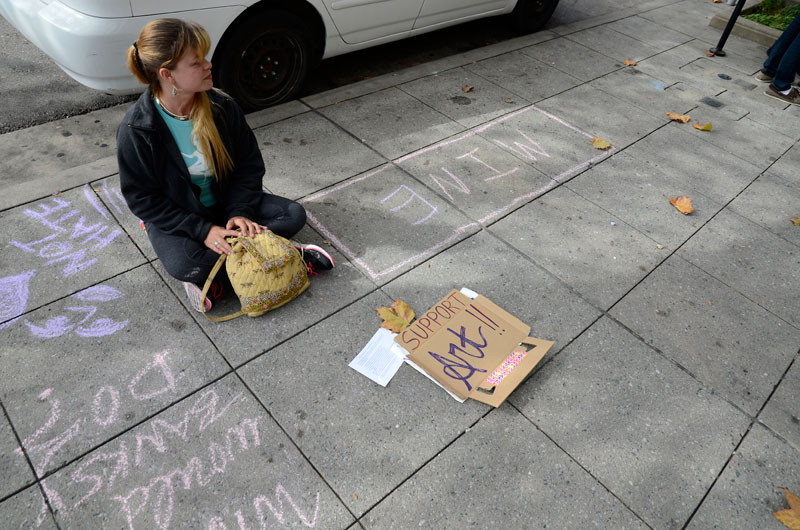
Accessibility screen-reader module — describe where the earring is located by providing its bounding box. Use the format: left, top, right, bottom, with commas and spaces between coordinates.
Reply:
171, 86, 177, 97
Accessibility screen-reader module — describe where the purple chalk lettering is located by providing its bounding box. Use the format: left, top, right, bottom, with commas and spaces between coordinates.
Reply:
9, 233, 58, 253
0, 270, 35, 324
75, 318, 129, 337
25, 315, 74, 338
73, 285, 125, 302
380, 185, 438, 225
84, 184, 110, 219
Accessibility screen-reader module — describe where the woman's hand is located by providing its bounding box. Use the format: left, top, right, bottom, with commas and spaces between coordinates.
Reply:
204, 225, 242, 256
226, 216, 267, 238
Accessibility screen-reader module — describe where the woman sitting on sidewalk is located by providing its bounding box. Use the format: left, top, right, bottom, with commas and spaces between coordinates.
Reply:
117, 18, 333, 313
755, 13, 800, 105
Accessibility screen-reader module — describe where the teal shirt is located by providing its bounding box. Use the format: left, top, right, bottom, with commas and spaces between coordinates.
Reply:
155, 102, 217, 207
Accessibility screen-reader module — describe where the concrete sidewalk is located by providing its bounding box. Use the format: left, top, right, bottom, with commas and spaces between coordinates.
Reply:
1, 0, 799, 528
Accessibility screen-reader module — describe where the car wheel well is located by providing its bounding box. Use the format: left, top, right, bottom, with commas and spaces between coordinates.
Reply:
212, 0, 325, 67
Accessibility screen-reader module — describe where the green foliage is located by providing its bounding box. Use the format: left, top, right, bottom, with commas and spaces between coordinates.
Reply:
744, 1, 800, 31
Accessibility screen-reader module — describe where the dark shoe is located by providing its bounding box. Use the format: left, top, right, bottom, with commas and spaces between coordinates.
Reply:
294, 242, 335, 271
764, 85, 800, 106
753, 70, 773, 83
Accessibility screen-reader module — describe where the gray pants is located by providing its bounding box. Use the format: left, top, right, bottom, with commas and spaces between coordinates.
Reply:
147, 193, 307, 283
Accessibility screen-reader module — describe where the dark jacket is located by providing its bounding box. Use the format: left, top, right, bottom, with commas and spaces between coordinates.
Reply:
117, 87, 265, 241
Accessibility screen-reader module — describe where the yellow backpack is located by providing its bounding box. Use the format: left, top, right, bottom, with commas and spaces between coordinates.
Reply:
200, 231, 309, 322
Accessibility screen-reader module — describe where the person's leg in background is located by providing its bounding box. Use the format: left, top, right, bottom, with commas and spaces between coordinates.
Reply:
760, 14, 800, 103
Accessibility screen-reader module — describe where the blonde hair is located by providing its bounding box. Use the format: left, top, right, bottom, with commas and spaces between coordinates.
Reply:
127, 18, 233, 180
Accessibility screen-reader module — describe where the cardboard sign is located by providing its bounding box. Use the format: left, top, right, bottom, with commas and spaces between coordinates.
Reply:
396, 290, 553, 407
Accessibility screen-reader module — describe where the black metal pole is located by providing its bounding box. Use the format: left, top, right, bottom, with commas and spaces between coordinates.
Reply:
710, 0, 749, 57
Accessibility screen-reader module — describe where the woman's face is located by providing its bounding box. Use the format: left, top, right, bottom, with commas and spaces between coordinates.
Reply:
165, 47, 213, 95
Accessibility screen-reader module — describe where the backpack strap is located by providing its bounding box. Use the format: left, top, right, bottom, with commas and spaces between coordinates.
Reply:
200, 251, 245, 322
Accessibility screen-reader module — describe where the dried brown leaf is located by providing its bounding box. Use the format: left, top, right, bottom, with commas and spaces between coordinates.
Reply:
592, 137, 612, 150
705, 49, 716, 57
624, 58, 638, 66
670, 196, 695, 215
775, 489, 800, 530
713, 0, 722, 3
377, 299, 415, 333
462, 85, 475, 93
666, 111, 691, 123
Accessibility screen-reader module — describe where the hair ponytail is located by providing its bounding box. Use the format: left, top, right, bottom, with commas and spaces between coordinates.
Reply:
191, 91, 233, 180
127, 19, 233, 181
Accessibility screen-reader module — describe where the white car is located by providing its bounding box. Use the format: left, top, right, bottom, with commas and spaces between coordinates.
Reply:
0, 0, 559, 110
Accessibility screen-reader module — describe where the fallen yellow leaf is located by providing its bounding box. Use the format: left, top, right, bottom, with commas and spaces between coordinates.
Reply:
377, 299, 416, 333
791, 217, 800, 226
713, 0, 722, 3
624, 58, 638, 66
462, 85, 475, 93
666, 111, 691, 123
669, 196, 695, 215
592, 137, 612, 150
775, 488, 800, 530
705, 49, 716, 57
693, 122, 713, 131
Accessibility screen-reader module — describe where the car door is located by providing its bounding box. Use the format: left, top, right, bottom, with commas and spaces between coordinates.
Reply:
320, 0, 424, 44
415, 0, 511, 30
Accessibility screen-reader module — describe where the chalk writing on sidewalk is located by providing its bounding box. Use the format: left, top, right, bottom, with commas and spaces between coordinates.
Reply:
301, 105, 614, 280
206, 487, 321, 529
23, 284, 129, 338
9, 185, 122, 278
15, 351, 184, 476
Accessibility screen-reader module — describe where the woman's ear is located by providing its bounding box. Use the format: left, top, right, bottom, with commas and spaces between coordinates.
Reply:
158, 67, 172, 84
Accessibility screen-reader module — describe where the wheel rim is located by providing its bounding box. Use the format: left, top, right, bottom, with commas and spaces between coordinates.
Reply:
236, 30, 305, 107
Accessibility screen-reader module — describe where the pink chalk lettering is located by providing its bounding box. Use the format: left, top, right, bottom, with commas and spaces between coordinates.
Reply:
380, 185, 438, 225
70, 442, 130, 509
129, 350, 183, 401
492, 130, 550, 161
206, 487, 320, 530
455, 148, 520, 182
117, 418, 262, 530
0, 270, 36, 324
16, 387, 83, 473
84, 184, 110, 219
135, 415, 191, 466
39, 481, 68, 526
135, 390, 243, 466
73, 284, 125, 302
253, 486, 320, 528
191, 389, 244, 432
92, 385, 121, 426
208, 442, 228, 474
428, 168, 470, 202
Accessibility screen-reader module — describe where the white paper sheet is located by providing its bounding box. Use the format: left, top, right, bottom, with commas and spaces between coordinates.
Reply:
349, 328, 404, 387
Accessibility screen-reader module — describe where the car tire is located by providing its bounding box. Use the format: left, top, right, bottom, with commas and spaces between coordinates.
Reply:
213, 10, 312, 112
509, 0, 560, 33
